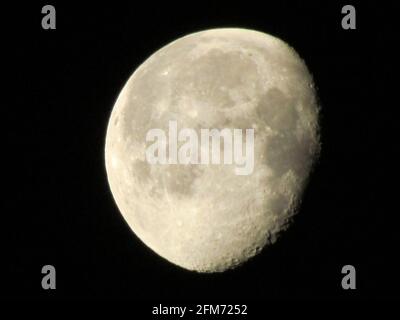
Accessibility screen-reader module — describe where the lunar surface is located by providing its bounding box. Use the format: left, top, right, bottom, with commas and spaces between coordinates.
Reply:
105, 28, 320, 272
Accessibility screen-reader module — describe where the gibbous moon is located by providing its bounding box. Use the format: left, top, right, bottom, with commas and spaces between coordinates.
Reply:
105, 28, 320, 272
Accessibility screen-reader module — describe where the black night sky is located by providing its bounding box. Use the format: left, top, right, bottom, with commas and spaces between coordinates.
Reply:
2, 1, 398, 303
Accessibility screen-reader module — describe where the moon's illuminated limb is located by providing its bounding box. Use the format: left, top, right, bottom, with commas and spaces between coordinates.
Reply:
105, 28, 320, 272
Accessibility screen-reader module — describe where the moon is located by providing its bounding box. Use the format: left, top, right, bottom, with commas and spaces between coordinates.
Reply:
105, 28, 320, 272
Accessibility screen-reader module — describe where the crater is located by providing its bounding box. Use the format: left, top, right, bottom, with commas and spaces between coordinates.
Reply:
163, 165, 204, 197
263, 133, 309, 176
131, 159, 151, 183
256, 87, 299, 131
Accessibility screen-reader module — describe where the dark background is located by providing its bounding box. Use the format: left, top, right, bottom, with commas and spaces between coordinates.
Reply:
2, 1, 397, 301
